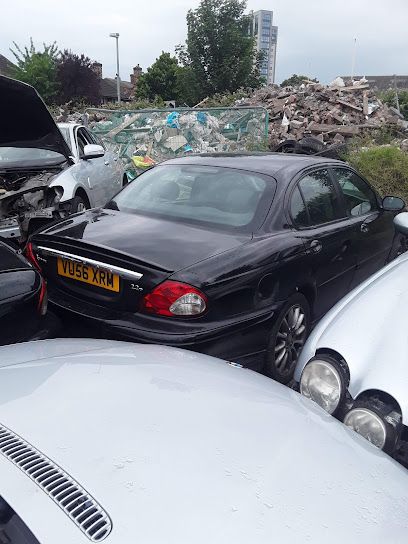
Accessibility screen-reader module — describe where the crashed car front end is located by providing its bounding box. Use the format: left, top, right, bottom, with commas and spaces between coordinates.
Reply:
0, 75, 73, 242
0, 167, 70, 240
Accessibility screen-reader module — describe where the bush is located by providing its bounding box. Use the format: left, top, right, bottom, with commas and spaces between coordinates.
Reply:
344, 145, 408, 202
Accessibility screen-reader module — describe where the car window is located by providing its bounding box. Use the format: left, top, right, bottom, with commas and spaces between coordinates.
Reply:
0, 495, 40, 543
76, 128, 90, 156
83, 128, 102, 147
290, 186, 309, 227
332, 168, 378, 217
109, 164, 275, 232
297, 169, 341, 226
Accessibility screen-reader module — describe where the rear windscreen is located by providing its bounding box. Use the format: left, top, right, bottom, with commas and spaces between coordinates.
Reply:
0, 496, 39, 544
110, 164, 276, 232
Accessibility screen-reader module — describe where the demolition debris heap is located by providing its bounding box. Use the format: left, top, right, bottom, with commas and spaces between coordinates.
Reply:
238, 78, 407, 147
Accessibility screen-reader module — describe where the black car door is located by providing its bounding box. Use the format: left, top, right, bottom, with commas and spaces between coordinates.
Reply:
330, 167, 396, 288
288, 168, 357, 319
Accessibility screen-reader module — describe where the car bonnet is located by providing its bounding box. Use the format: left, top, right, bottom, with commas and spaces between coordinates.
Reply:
0, 339, 408, 543
0, 75, 72, 160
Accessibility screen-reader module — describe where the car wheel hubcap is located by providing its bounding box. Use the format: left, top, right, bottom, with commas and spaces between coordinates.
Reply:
77, 202, 86, 212
273, 305, 307, 375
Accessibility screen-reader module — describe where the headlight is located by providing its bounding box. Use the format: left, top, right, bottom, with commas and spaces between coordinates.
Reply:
300, 358, 343, 414
343, 408, 387, 449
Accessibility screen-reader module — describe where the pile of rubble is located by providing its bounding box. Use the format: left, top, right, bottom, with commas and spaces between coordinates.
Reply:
237, 78, 408, 150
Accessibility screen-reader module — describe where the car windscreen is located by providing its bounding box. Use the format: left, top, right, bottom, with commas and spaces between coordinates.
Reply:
109, 164, 275, 232
0, 147, 66, 164
0, 496, 40, 543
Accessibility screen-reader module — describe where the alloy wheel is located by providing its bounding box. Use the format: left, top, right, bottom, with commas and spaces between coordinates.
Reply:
273, 304, 307, 376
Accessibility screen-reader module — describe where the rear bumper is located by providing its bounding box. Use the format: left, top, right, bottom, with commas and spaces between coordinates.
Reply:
49, 286, 278, 370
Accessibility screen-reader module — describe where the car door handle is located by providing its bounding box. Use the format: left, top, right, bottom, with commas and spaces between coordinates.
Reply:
361, 223, 369, 233
309, 239, 322, 253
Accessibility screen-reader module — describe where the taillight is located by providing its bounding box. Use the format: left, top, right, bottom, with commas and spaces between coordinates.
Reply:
25, 242, 41, 271
141, 280, 207, 317
37, 278, 48, 316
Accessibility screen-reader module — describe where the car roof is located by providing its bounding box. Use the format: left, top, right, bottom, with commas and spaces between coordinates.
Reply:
0, 339, 407, 543
57, 122, 80, 129
163, 152, 346, 179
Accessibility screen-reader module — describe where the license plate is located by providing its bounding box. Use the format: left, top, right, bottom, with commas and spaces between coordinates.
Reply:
57, 258, 119, 292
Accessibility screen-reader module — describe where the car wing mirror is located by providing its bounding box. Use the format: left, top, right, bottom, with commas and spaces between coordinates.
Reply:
82, 144, 105, 160
382, 196, 405, 212
394, 212, 408, 236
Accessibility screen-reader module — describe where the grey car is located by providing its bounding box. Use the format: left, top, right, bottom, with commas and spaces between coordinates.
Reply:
0, 339, 408, 543
295, 212, 408, 467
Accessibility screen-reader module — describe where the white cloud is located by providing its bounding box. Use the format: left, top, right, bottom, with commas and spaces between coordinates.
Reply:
1, 0, 407, 84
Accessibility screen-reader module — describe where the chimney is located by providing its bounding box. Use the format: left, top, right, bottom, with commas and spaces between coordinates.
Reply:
130, 64, 143, 86
92, 62, 103, 79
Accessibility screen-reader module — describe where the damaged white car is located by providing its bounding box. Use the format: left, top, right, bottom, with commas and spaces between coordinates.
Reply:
0, 76, 124, 242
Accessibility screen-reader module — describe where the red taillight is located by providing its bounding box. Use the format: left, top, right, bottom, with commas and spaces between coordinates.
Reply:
25, 242, 41, 271
141, 280, 207, 317
37, 278, 48, 315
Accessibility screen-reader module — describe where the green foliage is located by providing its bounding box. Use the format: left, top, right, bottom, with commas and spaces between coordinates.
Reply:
344, 145, 408, 202
380, 90, 408, 120
10, 38, 59, 103
56, 50, 101, 105
178, 0, 263, 100
175, 66, 202, 106
280, 74, 318, 87
136, 52, 180, 102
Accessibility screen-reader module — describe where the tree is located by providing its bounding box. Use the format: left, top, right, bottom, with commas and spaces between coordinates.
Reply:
10, 38, 59, 103
56, 50, 100, 105
177, 0, 262, 99
136, 52, 180, 101
280, 74, 318, 87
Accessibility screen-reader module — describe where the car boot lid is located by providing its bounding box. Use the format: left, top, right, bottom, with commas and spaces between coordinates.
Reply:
0, 75, 72, 161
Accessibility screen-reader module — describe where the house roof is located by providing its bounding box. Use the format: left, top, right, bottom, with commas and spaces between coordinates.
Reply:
100, 78, 133, 100
0, 53, 16, 77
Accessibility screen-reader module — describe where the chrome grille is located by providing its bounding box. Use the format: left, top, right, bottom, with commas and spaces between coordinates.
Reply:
0, 424, 112, 542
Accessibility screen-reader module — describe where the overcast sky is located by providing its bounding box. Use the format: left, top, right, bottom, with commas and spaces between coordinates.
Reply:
2, 0, 407, 84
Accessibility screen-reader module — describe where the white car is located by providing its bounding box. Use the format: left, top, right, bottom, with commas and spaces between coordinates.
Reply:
295, 212, 408, 467
0, 339, 408, 543
0, 75, 124, 242
57, 122, 125, 211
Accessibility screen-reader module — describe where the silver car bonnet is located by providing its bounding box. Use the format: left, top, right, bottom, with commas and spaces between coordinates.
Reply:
0, 339, 408, 543
295, 251, 408, 421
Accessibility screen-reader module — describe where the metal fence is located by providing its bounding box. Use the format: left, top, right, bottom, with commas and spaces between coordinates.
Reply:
85, 106, 269, 177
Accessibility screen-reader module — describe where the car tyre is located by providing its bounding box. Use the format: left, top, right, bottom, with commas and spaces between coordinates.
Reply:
265, 293, 310, 384
70, 196, 87, 214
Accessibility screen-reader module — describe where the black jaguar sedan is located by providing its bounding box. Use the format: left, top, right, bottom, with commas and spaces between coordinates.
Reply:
28, 153, 405, 382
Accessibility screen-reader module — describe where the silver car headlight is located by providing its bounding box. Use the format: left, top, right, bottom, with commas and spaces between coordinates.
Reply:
300, 358, 343, 415
343, 408, 387, 449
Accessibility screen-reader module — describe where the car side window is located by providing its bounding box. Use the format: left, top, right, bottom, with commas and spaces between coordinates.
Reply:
296, 169, 341, 227
290, 186, 309, 227
76, 128, 91, 156
84, 128, 103, 148
332, 168, 378, 217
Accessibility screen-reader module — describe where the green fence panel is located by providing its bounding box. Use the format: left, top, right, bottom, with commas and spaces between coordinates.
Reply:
85, 106, 269, 177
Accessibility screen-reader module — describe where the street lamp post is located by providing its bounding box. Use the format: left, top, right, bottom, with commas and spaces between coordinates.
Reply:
109, 32, 121, 104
